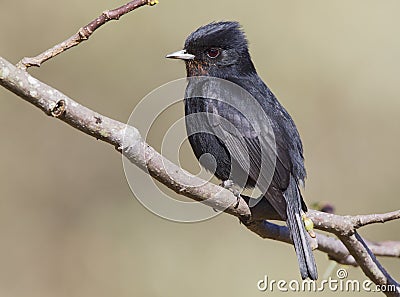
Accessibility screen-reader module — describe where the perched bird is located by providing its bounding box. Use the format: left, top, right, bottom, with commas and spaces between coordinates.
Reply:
166, 21, 317, 280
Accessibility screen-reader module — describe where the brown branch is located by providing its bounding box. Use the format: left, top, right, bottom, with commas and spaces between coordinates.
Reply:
16, 0, 158, 70
244, 219, 400, 266
352, 210, 400, 229
1, 57, 400, 295
339, 233, 400, 296
369, 241, 400, 258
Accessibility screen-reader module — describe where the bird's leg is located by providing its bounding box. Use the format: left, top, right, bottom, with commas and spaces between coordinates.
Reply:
220, 180, 242, 208
301, 211, 316, 238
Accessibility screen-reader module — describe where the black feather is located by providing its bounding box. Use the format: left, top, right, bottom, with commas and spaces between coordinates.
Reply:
178, 21, 316, 279
185, 21, 248, 52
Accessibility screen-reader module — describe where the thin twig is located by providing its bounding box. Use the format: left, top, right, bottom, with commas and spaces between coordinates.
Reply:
16, 0, 158, 70
352, 210, 400, 229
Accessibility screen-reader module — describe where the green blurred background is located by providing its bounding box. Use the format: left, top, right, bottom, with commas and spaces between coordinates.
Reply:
1, 0, 399, 296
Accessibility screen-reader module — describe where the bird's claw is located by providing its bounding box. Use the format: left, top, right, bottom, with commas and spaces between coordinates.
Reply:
220, 180, 241, 208
220, 180, 234, 189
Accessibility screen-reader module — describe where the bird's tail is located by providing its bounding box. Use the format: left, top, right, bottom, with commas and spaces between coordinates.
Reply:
285, 176, 318, 280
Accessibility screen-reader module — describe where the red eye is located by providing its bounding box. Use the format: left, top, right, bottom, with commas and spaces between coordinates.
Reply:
206, 48, 220, 58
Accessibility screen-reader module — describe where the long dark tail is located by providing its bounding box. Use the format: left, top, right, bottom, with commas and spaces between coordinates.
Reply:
284, 176, 318, 280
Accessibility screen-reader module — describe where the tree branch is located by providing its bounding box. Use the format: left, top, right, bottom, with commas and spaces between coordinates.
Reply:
339, 232, 399, 296
352, 211, 400, 229
244, 219, 400, 267
16, 0, 158, 70
1, 56, 399, 295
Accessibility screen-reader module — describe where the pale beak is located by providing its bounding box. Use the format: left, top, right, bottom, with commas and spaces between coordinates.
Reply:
166, 49, 195, 60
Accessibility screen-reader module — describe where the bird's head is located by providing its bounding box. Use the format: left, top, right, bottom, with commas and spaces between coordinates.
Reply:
166, 21, 256, 78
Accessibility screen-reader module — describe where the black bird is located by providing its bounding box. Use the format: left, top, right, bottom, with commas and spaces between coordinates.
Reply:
166, 21, 317, 280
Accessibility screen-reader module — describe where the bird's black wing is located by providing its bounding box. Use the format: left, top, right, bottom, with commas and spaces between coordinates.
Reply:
205, 97, 293, 217
186, 77, 277, 206
185, 76, 304, 218
220, 77, 316, 279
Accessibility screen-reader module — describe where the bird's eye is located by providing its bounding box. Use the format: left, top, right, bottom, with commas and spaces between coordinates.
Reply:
206, 48, 220, 59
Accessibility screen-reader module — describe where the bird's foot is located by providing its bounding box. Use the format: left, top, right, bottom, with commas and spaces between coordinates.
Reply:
220, 179, 234, 189
220, 180, 242, 208
302, 213, 316, 238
